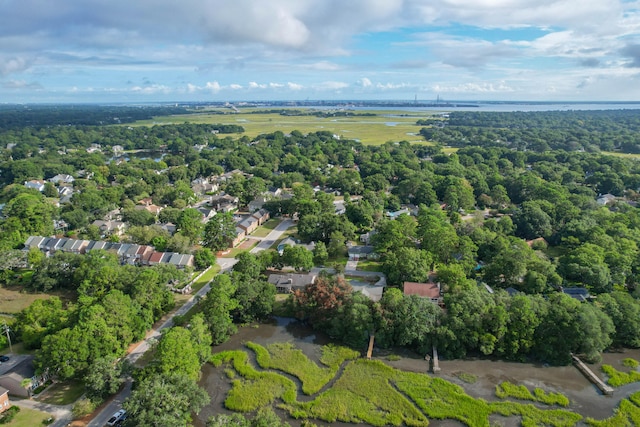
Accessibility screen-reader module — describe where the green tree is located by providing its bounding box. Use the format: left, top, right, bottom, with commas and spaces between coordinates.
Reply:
176, 208, 204, 241
203, 211, 236, 251
202, 274, 238, 344
312, 241, 329, 266
382, 247, 433, 287
282, 245, 314, 271
154, 327, 201, 381
84, 356, 127, 400
193, 247, 216, 270
123, 373, 209, 427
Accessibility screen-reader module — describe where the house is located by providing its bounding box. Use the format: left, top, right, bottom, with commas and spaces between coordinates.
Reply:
58, 186, 74, 203
334, 201, 346, 215
387, 208, 410, 219
24, 180, 46, 192
403, 281, 443, 306
562, 287, 591, 302
91, 220, 126, 236
248, 195, 269, 212
251, 209, 270, 225
230, 227, 246, 247
359, 231, 377, 245
210, 194, 239, 213
159, 222, 177, 235
0, 387, 9, 413
277, 237, 298, 255
268, 273, 317, 293
135, 203, 163, 216
147, 251, 165, 266
238, 216, 260, 235
597, 194, 617, 206
347, 245, 376, 261
0, 357, 49, 398
197, 207, 217, 222
48, 174, 75, 184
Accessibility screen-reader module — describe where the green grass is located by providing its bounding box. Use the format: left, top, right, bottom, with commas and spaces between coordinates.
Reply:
623, 358, 639, 368
131, 110, 435, 145
3, 407, 52, 427
210, 350, 297, 411
456, 372, 478, 384
213, 341, 585, 427
220, 240, 260, 258
490, 401, 582, 427
252, 219, 281, 238
37, 380, 85, 405
356, 260, 383, 272
191, 264, 220, 292
495, 381, 569, 407
602, 364, 640, 387
289, 360, 429, 427
248, 342, 359, 395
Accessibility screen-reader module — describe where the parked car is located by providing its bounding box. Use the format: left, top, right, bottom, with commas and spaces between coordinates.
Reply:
0, 355, 9, 363
106, 409, 126, 427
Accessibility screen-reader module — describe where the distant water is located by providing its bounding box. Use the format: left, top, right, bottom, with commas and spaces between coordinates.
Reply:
348, 102, 640, 113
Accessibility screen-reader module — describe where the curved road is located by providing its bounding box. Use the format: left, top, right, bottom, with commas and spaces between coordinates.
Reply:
87, 218, 294, 427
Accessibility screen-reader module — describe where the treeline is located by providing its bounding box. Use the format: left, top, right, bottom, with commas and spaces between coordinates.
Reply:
419, 110, 640, 153
11, 250, 180, 379
290, 274, 640, 365
0, 104, 190, 128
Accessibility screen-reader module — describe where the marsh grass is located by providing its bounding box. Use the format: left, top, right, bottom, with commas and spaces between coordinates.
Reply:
456, 372, 478, 384
247, 342, 358, 395
495, 381, 569, 407
586, 391, 640, 426
490, 402, 582, 427
622, 358, 639, 368
213, 342, 591, 427
288, 359, 429, 427
210, 350, 297, 411
602, 364, 640, 387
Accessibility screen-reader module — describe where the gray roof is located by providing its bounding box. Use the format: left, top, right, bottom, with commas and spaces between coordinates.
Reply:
348, 245, 375, 255
268, 273, 316, 289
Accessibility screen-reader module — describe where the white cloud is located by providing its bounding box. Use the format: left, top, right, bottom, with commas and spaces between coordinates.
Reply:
313, 81, 349, 91
287, 82, 303, 90
359, 77, 372, 87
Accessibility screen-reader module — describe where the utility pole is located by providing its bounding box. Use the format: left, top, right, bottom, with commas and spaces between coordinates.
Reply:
2, 322, 12, 354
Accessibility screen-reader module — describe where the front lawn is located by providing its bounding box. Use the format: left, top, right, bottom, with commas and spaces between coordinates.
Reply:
3, 407, 51, 427
252, 219, 281, 238
37, 380, 85, 405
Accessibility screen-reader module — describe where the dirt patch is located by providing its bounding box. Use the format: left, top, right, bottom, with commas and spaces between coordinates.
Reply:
237, 238, 258, 250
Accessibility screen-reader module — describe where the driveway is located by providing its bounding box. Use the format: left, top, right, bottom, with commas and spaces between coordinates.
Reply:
250, 219, 294, 253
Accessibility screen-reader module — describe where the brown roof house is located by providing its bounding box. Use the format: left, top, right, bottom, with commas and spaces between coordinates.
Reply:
403, 281, 443, 306
0, 387, 9, 413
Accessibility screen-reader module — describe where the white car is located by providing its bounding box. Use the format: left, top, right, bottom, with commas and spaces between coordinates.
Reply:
105, 409, 126, 427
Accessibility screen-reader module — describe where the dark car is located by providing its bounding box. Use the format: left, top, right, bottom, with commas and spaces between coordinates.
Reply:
0, 355, 9, 363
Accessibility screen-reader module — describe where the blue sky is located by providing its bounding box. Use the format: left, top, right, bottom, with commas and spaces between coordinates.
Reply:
1, 0, 640, 103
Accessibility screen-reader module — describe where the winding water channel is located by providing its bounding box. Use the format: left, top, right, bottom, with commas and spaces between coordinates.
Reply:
195, 317, 640, 427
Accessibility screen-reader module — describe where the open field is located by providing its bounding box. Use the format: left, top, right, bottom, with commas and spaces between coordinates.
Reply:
0, 286, 73, 314
131, 110, 437, 145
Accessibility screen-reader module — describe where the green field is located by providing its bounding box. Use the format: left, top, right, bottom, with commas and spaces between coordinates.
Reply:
132, 109, 438, 145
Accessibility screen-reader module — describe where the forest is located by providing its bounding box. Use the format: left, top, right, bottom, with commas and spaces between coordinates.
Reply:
2, 106, 640, 424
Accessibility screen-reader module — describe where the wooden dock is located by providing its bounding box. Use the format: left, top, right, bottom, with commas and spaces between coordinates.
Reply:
367, 335, 375, 359
572, 355, 613, 395
432, 346, 441, 373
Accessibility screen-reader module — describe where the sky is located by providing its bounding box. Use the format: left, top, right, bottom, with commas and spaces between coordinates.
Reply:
2, 0, 640, 103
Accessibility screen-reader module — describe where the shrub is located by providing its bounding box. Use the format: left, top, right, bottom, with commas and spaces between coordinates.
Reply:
622, 358, 639, 368
72, 398, 97, 419
0, 406, 20, 424
602, 364, 640, 387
